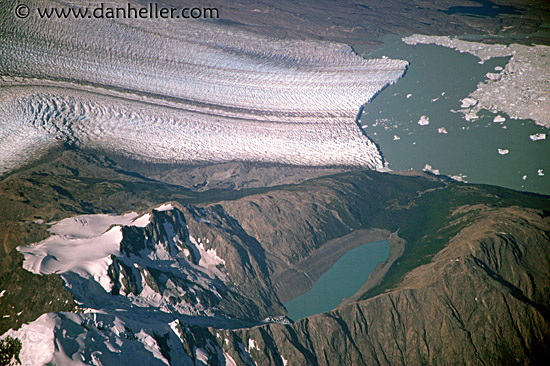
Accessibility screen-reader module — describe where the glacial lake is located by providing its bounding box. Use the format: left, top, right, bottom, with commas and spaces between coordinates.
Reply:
357, 34, 550, 195
284, 240, 390, 321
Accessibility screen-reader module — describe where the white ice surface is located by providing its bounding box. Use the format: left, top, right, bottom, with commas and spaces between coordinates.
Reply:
19, 226, 123, 292
224, 352, 238, 366
1, 313, 57, 366
18, 212, 150, 292
493, 115, 506, 123
155, 204, 174, 212
48, 213, 140, 238
460, 98, 478, 108
0, 0, 409, 174
417, 115, 430, 126
530, 133, 546, 141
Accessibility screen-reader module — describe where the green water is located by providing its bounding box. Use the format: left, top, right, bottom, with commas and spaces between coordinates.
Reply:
284, 240, 390, 320
357, 34, 550, 195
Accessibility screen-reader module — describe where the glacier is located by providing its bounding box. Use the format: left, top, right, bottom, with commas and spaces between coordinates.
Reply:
0, 0, 407, 175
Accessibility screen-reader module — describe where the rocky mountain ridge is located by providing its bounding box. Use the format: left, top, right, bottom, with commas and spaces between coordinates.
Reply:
1, 149, 549, 364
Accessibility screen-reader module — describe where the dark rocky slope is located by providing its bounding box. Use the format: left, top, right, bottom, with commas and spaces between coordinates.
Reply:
1, 150, 549, 364
228, 204, 550, 365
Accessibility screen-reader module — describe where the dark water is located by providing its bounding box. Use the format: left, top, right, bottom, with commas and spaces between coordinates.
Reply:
357, 34, 549, 195
284, 240, 390, 320
442, 0, 520, 17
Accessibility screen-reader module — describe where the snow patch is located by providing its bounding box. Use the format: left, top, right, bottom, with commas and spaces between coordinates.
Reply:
19, 226, 123, 292
18, 211, 153, 292
189, 235, 226, 268
1, 313, 57, 366
281, 355, 288, 366
195, 347, 210, 364
248, 338, 259, 352
155, 203, 174, 212
224, 352, 238, 366
48, 213, 140, 239
132, 213, 151, 227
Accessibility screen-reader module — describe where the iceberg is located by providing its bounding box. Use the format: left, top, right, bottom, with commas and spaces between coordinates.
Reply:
460, 98, 478, 108
530, 133, 546, 141
493, 115, 506, 123
417, 115, 430, 126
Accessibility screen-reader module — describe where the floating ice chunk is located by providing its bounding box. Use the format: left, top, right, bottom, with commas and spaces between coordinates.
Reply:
498, 148, 509, 155
522, 175, 527, 180
438, 127, 448, 134
530, 133, 546, 141
464, 111, 479, 121
461, 98, 478, 108
406, 93, 412, 99
393, 135, 401, 141
417, 115, 430, 126
423, 164, 440, 175
493, 115, 506, 123
538, 169, 544, 176
495, 66, 503, 71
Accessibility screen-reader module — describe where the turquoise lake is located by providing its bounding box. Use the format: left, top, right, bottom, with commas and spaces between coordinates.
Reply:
284, 240, 390, 321
357, 35, 550, 195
